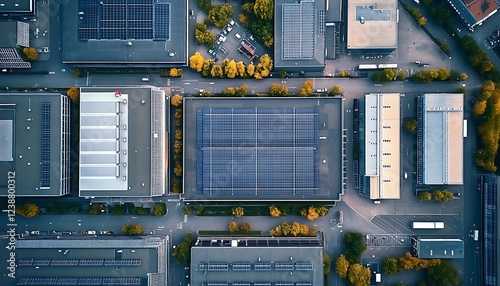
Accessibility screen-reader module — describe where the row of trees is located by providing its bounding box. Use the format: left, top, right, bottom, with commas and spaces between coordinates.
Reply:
173, 233, 194, 265
383, 252, 440, 274
197, 0, 234, 29
222, 85, 248, 97
239, 0, 274, 47
334, 233, 370, 285
171, 94, 183, 193
195, 23, 216, 46
372, 69, 408, 82
474, 80, 500, 171
189, 52, 273, 79
159, 68, 182, 78
269, 222, 316, 237
335, 255, 371, 286
373, 68, 467, 83
417, 190, 454, 202
407, 6, 427, 26
228, 221, 252, 233
300, 205, 329, 221
121, 223, 143, 235
459, 36, 496, 75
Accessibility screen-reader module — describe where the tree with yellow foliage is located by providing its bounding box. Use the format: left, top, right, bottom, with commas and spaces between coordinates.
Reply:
189, 52, 205, 72
269, 205, 282, 217
171, 94, 183, 107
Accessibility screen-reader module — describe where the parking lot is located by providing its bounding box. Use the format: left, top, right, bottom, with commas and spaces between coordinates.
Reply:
207, 19, 267, 65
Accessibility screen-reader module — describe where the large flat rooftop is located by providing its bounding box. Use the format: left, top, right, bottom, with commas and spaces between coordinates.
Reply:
183, 97, 345, 202
274, 0, 326, 70
79, 87, 167, 198
15, 236, 168, 286
0, 93, 70, 196
347, 0, 398, 50
0, 0, 34, 13
62, 0, 187, 65
191, 236, 324, 286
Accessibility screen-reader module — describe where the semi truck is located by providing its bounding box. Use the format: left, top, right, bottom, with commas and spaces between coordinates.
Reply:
411, 222, 445, 229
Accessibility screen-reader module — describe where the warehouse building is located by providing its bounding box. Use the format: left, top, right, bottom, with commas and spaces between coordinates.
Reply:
417, 93, 463, 185
446, 0, 499, 31
412, 238, 464, 259
357, 93, 401, 200
191, 236, 324, 286
347, 0, 398, 51
16, 236, 168, 286
0, 21, 31, 69
0, 92, 70, 196
183, 97, 346, 202
79, 87, 168, 199
274, 0, 326, 71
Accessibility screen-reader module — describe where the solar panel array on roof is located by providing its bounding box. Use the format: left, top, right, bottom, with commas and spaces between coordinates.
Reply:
447, 0, 477, 26
0, 48, 31, 68
254, 283, 272, 286
208, 262, 229, 271
233, 283, 251, 286
254, 262, 272, 271
282, 1, 315, 59
78, 0, 170, 40
50, 259, 79, 266
41, 102, 51, 188
33, 259, 50, 266
232, 262, 251, 271
18, 259, 33, 267
104, 259, 141, 266
201, 283, 228, 286
275, 283, 294, 286
275, 261, 294, 271
196, 108, 319, 196
79, 258, 104, 266
295, 261, 313, 271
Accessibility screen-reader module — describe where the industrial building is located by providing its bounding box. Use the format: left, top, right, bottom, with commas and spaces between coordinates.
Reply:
412, 238, 464, 259
79, 87, 168, 199
357, 93, 401, 200
446, 0, 499, 31
183, 97, 346, 202
0, 21, 31, 69
0, 0, 36, 16
16, 236, 168, 286
191, 236, 324, 286
274, 0, 326, 71
347, 0, 399, 51
0, 93, 70, 197
482, 175, 497, 286
62, 0, 187, 66
417, 93, 463, 185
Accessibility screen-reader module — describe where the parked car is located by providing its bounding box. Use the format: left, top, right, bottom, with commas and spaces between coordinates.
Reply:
229, 19, 235, 26
87, 230, 96, 235
235, 33, 241, 39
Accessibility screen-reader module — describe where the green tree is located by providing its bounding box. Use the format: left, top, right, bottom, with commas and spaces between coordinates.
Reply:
232, 206, 244, 217
67, 86, 80, 103
152, 202, 167, 216
88, 203, 105, 215
298, 80, 313, 97
171, 178, 182, 194
235, 85, 248, 97
229, 221, 239, 232
418, 17, 427, 26
330, 85, 341, 95
427, 261, 461, 286
121, 223, 143, 235
173, 233, 194, 265
171, 94, 183, 107
23, 47, 38, 61
324, 253, 331, 275
317, 206, 329, 217
347, 264, 371, 286
344, 232, 367, 264
16, 203, 40, 218
222, 87, 236, 97
383, 257, 402, 274
473, 100, 487, 117
279, 70, 288, 78
418, 191, 432, 201
182, 206, 191, 215
111, 203, 126, 216
335, 254, 350, 278
403, 118, 418, 134
397, 70, 408, 81
460, 73, 468, 81
208, 4, 234, 28
189, 52, 205, 72
432, 190, 445, 202
254, 0, 273, 20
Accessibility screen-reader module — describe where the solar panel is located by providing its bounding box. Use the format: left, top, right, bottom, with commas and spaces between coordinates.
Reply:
79, 259, 104, 266
208, 262, 229, 271
102, 277, 141, 285
275, 261, 294, 271
104, 259, 141, 266
295, 261, 313, 271
78, 0, 170, 40
319, 10, 325, 34
296, 283, 313, 286
254, 262, 272, 271
201, 283, 228, 286
50, 259, 79, 266
254, 283, 271, 286
282, 1, 315, 59
41, 102, 51, 188
232, 283, 251, 286
275, 283, 294, 286
18, 259, 33, 267
197, 108, 319, 196
33, 259, 50, 266
232, 262, 251, 271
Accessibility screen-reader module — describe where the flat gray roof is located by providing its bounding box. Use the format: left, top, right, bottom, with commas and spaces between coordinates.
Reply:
422, 93, 463, 185
0, 0, 34, 13
0, 93, 70, 196
274, 0, 326, 70
183, 97, 345, 202
416, 239, 464, 259
347, 0, 398, 50
16, 236, 167, 286
191, 236, 323, 286
62, 0, 187, 65
79, 87, 168, 198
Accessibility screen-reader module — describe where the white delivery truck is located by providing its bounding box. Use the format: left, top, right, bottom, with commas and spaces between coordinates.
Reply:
411, 222, 445, 229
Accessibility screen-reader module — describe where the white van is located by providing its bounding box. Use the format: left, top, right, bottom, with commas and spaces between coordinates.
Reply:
235, 33, 241, 39
141, 78, 150, 82
374, 200, 381, 204
375, 273, 382, 283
